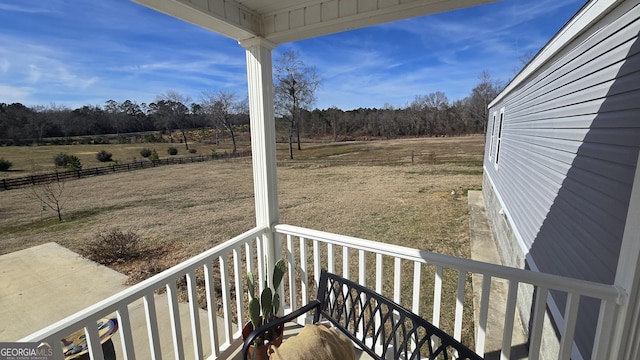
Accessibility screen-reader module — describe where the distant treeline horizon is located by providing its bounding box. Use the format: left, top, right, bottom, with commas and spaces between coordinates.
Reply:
1, 73, 501, 145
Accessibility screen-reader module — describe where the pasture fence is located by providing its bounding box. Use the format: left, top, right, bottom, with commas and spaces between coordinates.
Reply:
0, 151, 251, 191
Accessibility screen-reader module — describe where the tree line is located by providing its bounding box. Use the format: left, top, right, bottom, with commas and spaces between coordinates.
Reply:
1, 66, 501, 150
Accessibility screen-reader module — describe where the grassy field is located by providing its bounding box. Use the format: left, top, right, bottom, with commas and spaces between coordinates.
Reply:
0, 135, 485, 346
0, 134, 251, 178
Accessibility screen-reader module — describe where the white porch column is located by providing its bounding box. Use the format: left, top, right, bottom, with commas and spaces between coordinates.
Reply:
240, 38, 280, 281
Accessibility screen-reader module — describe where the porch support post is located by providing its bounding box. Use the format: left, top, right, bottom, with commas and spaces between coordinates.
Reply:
240, 37, 280, 284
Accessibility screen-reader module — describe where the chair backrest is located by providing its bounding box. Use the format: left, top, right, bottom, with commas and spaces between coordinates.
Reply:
314, 269, 483, 360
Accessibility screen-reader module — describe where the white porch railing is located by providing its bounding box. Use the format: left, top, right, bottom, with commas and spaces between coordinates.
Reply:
21, 225, 626, 360
20, 226, 272, 360
274, 225, 627, 360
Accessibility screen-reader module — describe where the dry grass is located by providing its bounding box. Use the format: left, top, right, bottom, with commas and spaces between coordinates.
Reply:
0, 135, 484, 346
0, 133, 250, 178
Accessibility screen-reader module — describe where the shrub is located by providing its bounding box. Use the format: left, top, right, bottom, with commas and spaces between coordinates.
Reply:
54, 153, 68, 167
93, 137, 109, 144
140, 148, 152, 158
149, 149, 159, 162
65, 155, 82, 171
96, 150, 113, 162
189, 148, 197, 154
0, 158, 12, 171
144, 134, 164, 143
83, 228, 142, 265
167, 147, 178, 155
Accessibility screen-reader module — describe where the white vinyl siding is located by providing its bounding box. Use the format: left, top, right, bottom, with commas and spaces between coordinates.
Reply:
483, 1, 640, 358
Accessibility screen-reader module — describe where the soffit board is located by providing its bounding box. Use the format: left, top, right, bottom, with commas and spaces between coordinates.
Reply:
135, 0, 497, 44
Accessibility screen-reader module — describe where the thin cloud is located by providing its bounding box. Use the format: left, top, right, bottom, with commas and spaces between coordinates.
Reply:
0, 0, 585, 110
0, 3, 57, 14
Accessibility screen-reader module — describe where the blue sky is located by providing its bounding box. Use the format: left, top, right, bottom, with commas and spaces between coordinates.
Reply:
0, 0, 586, 111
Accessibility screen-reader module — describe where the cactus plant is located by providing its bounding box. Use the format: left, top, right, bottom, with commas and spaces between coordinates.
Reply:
246, 259, 286, 341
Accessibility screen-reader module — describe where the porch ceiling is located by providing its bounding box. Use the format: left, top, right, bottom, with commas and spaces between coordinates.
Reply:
134, 0, 497, 44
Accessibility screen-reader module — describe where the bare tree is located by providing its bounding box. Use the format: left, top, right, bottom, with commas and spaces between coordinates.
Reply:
31, 179, 69, 221
274, 49, 321, 159
326, 106, 341, 141
201, 91, 245, 153
156, 91, 192, 149
466, 71, 502, 133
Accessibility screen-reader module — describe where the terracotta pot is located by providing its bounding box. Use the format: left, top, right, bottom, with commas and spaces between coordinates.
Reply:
242, 320, 284, 360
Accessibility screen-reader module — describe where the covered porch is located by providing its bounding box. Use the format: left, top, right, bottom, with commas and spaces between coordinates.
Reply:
17, 0, 630, 359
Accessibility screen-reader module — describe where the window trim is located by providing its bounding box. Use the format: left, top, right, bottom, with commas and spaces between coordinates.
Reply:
494, 107, 505, 169
488, 111, 497, 161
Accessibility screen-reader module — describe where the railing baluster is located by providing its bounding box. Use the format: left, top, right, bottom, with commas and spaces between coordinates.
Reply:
558, 293, 580, 359
393, 257, 401, 304
454, 270, 466, 342
358, 250, 367, 338
219, 255, 233, 345
186, 269, 203, 359
500, 280, 519, 360
412, 262, 421, 314
528, 286, 548, 360
476, 275, 492, 357
233, 246, 244, 333
592, 298, 619, 359
433, 266, 443, 328
359, 249, 366, 287
245, 242, 254, 281
313, 240, 321, 290
166, 281, 185, 360
375, 253, 383, 342
328, 243, 335, 273
286, 234, 298, 312
256, 236, 265, 295
143, 293, 162, 360
300, 237, 309, 305
203, 262, 220, 357
375, 253, 383, 295
343, 246, 350, 280
116, 306, 136, 360
85, 322, 105, 360
411, 261, 421, 352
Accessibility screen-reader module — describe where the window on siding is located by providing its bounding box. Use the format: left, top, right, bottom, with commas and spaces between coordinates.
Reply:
494, 108, 505, 166
488, 111, 497, 160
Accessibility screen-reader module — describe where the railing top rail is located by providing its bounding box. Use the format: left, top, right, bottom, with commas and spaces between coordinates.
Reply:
20, 225, 268, 342
275, 224, 626, 304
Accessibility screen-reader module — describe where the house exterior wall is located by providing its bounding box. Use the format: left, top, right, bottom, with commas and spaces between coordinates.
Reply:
482, 0, 640, 358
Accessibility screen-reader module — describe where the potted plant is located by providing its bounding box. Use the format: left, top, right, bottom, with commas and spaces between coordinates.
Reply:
242, 259, 287, 360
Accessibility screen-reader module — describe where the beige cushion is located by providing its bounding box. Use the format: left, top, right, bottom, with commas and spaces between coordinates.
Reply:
268, 324, 355, 360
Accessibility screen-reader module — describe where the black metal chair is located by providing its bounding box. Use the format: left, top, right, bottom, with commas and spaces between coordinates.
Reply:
242, 269, 483, 360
